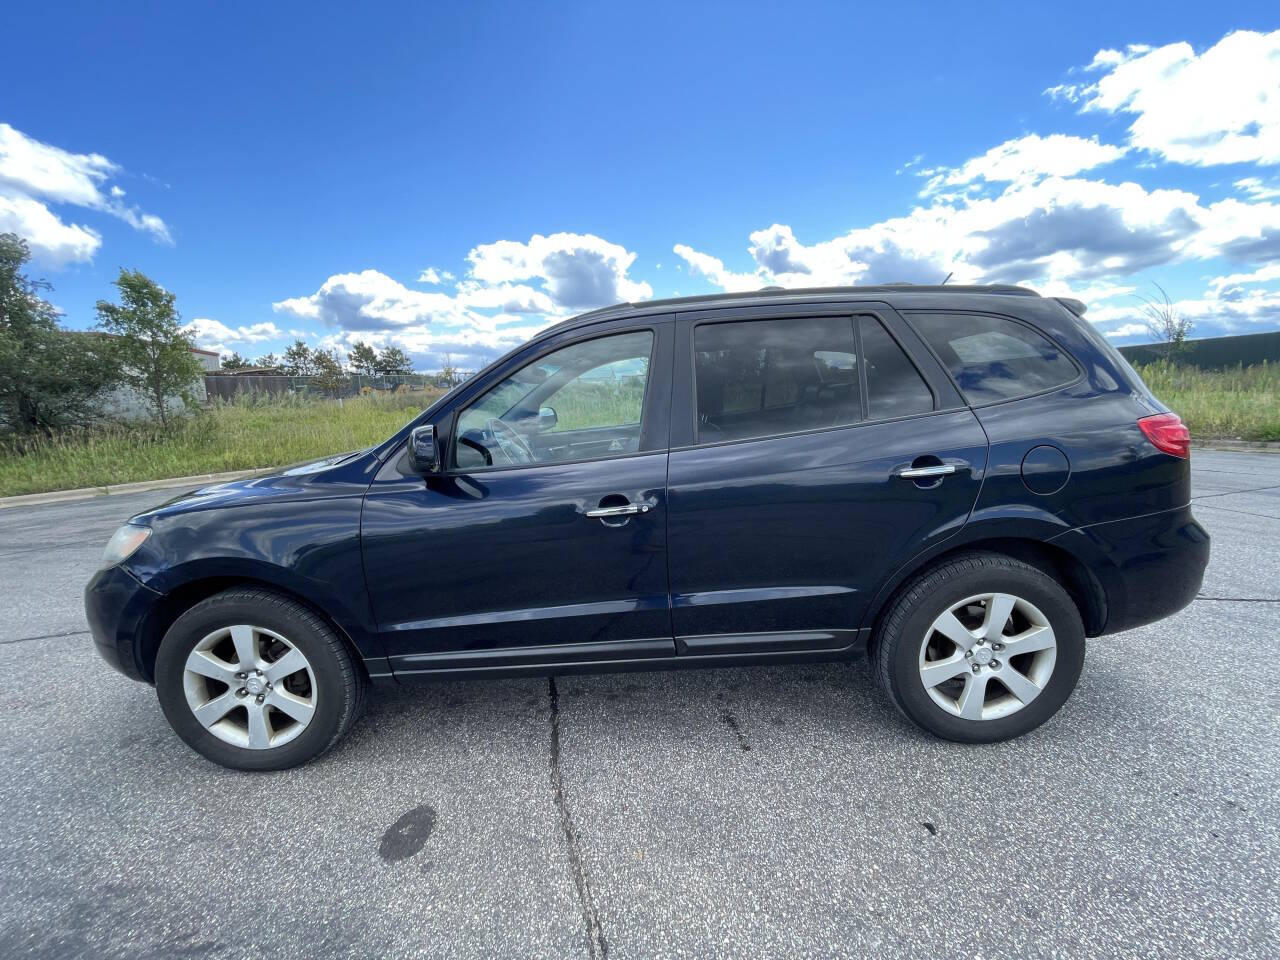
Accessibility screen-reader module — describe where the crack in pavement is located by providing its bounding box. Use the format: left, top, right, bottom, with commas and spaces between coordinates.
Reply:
1191, 482, 1280, 501
1, 629, 90, 646
1195, 596, 1280, 603
548, 677, 608, 959
1191, 502, 1280, 522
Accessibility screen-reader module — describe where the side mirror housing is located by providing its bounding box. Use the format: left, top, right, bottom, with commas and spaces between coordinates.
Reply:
537, 406, 558, 432
408, 424, 440, 473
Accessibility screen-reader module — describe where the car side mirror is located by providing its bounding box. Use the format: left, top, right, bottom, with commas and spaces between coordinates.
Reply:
408, 424, 440, 473
537, 406, 558, 432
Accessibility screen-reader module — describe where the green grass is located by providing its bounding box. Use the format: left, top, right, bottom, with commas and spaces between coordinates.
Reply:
0, 389, 442, 498
1135, 360, 1280, 442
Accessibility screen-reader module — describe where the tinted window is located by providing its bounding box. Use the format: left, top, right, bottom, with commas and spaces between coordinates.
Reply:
859, 316, 933, 419
455, 330, 653, 467
909, 312, 1077, 403
694, 316, 861, 443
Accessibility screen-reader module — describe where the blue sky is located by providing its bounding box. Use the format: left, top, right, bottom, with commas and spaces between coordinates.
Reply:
4, 1, 1279, 371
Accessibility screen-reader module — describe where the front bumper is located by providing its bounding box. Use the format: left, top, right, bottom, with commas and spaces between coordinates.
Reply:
84, 564, 162, 682
1050, 503, 1210, 635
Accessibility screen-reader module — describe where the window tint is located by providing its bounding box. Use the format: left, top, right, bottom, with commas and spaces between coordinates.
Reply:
454, 330, 653, 468
694, 316, 861, 443
909, 312, 1077, 404
859, 316, 934, 419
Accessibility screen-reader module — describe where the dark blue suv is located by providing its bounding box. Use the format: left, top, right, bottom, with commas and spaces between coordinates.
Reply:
85, 285, 1209, 770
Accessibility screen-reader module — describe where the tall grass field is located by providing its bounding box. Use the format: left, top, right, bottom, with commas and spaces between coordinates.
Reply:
0, 390, 440, 498
1, 364, 1276, 498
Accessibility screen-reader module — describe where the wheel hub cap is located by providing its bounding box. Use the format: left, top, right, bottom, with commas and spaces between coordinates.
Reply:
244, 673, 266, 696
917, 591, 1058, 722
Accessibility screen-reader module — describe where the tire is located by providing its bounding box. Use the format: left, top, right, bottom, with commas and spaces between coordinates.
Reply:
154, 588, 368, 771
872, 552, 1085, 743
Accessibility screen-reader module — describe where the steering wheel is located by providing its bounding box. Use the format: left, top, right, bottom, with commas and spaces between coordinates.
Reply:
485, 418, 536, 465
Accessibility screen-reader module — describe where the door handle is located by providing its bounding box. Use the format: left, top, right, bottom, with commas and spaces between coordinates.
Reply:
586, 500, 654, 518
895, 463, 957, 479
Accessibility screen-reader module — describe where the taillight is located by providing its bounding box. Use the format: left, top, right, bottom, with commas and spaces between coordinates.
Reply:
1138, 413, 1190, 458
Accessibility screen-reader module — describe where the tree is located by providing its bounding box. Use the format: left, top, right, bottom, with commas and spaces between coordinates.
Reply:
0, 234, 124, 435
311, 348, 348, 396
282, 339, 316, 376
438, 352, 461, 387
376, 344, 413, 375
253, 352, 282, 372
1139, 283, 1194, 362
348, 340, 379, 376
95, 269, 202, 427
221, 351, 250, 371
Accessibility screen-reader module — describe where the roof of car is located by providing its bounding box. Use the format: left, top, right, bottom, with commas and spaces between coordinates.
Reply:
545, 283, 1044, 335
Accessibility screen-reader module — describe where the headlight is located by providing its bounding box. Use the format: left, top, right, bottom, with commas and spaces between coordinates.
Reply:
101, 524, 151, 569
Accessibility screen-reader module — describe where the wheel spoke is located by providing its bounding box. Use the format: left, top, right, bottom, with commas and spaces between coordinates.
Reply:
229, 625, 259, 671
185, 650, 238, 684
997, 666, 1042, 704
267, 688, 315, 725
193, 691, 239, 728
920, 654, 970, 689
263, 648, 308, 683
931, 610, 978, 652
983, 593, 1017, 641
956, 672, 990, 720
245, 703, 272, 748
1001, 624, 1056, 657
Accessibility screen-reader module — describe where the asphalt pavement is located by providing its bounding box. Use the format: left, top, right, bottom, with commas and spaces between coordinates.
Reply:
0, 450, 1276, 959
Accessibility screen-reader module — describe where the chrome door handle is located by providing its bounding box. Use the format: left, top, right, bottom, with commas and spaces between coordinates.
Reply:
586, 499, 654, 519
896, 464, 957, 479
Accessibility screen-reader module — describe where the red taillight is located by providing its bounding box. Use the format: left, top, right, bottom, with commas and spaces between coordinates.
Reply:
1138, 413, 1190, 458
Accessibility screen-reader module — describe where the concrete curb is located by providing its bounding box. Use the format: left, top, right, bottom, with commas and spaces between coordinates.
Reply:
0, 469, 260, 510
1192, 439, 1280, 454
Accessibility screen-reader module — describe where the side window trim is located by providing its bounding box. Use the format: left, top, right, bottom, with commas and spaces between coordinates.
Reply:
442, 323, 670, 474
857, 313, 939, 414
901, 309, 1084, 408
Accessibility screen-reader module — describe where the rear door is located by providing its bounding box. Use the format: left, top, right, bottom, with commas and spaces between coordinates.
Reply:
665, 302, 988, 654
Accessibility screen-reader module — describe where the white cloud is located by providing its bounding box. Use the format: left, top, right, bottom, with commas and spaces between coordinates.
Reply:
922, 134, 1127, 194
0, 123, 172, 263
417, 267, 455, 285
467, 232, 652, 309
0, 192, 101, 266
675, 172, 1280, 296
1055, 30, 1280, 166
184, 318, 287, 348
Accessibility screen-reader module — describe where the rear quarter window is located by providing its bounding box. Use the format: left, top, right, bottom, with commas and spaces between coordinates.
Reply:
908, 312, 1078, 404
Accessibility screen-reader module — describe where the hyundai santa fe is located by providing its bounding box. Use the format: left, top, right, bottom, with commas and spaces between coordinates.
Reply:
85, 285, 1209, 770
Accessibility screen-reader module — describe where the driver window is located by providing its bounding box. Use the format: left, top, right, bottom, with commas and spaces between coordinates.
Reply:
453, 330, 654, 468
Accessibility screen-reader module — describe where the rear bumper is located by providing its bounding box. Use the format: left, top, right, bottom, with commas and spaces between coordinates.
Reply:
84, 564, 161, 682
1050, 503, 1209, 635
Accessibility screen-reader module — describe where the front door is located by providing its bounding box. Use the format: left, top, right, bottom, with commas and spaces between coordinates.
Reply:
665, 305, 988, 654
361, 322, 676, 677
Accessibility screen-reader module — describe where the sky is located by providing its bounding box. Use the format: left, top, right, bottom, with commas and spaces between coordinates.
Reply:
3, 1, 1280, 372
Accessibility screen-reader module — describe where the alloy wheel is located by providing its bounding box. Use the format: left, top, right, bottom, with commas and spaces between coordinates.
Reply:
181, 624, 317, 749
917, 592, 1058, 721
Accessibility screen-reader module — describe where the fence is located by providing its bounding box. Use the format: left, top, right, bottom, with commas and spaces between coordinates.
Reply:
1118, 330, 1280, 369
203, 373, 453, 402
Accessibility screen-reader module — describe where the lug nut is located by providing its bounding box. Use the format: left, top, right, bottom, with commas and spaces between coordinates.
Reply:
993, 643, 1005, 651
236, 687, 247, 697
965, 650, 973, 659
971, 664, 981, 674
236, 672, 246, 680
991, 660, 1001, 669
256, 694, 266, 704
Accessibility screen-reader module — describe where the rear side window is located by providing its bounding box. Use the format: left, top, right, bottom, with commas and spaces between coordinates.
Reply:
859, 316, 934, 419
694, 316, 862, 443
909, 312, 1078, 404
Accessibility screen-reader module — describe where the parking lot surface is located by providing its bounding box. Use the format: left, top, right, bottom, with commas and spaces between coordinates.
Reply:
1, 450, 1276, 959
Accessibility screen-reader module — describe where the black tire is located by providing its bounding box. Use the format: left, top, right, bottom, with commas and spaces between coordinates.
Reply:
154, 588, 368, 771
872, 552, 1085, 743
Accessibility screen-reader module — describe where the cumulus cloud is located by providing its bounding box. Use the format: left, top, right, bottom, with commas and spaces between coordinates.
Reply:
467, 232, 652, 309
0, 123, 172, 263
1050, 30, 1280, 166
275, 233, 653, 371
675, 171, 1280, 298
921, 134, 1127, 195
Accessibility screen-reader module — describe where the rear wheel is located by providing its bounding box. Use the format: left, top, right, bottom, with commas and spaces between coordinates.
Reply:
154, 588, 367, 770
873, 552, 1085, 743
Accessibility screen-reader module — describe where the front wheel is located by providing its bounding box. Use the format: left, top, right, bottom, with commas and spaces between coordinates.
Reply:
872, 552, 1085, 743
154, 588, 367, 770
